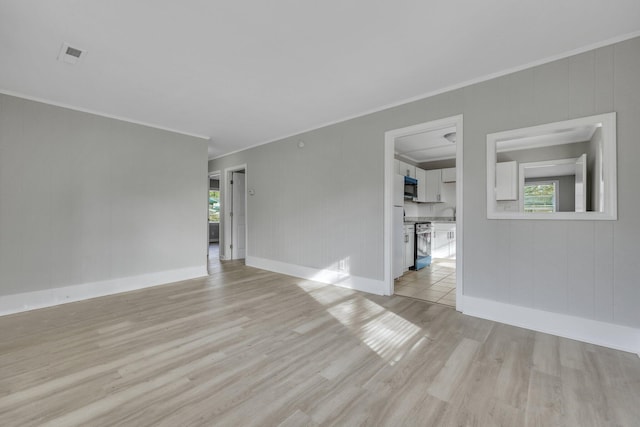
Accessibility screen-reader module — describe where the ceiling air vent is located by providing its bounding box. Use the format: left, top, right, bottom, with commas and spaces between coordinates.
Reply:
58, 42, 86, 64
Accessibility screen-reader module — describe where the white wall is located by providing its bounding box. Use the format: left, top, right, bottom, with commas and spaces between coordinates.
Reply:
0, 94, 208, 313
209, 37, 640, 333
212, 123, 384, 285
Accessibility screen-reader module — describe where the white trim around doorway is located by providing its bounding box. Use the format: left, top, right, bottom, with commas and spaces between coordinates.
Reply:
223, 164, 248, 261
384, 115, 464, 311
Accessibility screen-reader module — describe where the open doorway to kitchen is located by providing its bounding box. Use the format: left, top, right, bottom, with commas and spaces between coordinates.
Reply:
208, 172, 221, 271
384, 115, 463, 311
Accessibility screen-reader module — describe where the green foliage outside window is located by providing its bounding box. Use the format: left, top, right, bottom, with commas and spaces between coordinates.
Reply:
524, 183, 556, 213
209, 190, 220, 222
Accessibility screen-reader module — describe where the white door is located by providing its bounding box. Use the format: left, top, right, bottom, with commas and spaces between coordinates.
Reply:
231, 171, 246, 259
575, 153, 587, 212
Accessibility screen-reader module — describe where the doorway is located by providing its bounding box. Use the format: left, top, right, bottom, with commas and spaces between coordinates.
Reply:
208, 172, 221, 270
223, 165, 247, 261
384, 115, 464, 311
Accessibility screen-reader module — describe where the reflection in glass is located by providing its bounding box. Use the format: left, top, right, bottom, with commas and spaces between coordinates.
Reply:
497, 128, 600, 213
524, 181, 557, 213
487, 112, 616, 220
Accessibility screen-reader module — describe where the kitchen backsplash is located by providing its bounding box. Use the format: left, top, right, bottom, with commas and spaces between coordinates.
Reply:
404, 181, 456, 217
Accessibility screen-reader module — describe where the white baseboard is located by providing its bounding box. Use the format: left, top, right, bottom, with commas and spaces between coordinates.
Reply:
246, 256, 388, 296
463, 295, 640, 355
0, 265, 208, 317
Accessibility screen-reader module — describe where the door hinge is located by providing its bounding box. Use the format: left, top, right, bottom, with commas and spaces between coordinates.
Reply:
230, 212, 233, 217
230, 180, 233, 185
230, 244, 233, 249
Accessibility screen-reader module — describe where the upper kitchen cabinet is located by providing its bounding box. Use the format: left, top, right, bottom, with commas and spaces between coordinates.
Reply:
398, 160, 416, 178
441, 167, 456, 183
495, 161, 518, 201
414, 168, 445, 203
487, 113, 616, 219
415, 168, 426, 202
425, 169, 444, 202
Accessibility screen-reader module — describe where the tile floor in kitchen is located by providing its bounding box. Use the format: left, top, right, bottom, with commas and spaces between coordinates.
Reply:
394, 258, 456, 307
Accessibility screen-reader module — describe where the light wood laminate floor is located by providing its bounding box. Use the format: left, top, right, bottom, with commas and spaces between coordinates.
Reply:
1, 261, 639, 426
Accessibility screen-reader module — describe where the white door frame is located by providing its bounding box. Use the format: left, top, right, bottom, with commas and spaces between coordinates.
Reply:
223, 164, 248, 260
384, 115, 464, 312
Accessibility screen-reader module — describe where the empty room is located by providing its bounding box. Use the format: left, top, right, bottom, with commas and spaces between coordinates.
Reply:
1, 1, 640, 426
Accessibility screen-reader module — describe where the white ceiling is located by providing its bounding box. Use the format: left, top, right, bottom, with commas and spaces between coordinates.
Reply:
524, 162, 577, 179
395, 126, 457, 162
1, 1, 639, 159
496, 124, 598, 152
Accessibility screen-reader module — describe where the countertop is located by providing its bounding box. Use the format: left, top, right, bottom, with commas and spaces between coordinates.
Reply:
404, 217, 456, 224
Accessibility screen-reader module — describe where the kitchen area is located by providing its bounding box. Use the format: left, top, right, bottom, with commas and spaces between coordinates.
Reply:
392, 125, 458, 307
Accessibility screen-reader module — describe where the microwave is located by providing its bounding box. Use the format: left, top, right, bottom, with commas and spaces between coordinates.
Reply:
404, 176, 417, 199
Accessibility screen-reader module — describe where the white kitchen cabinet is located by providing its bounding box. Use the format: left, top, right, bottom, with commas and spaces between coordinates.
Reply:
432, 223, 456, 259
398, 161, 416, 178
441, 167, 456, 183
432, 229, 449, 259
496, 161, 518, 201
448, 227, 456, 258
425, 169, 444, 202
414, 167, 427, 202
404, 224, 415, 270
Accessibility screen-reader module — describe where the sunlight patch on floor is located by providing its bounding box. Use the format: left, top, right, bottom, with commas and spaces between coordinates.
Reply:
434, 259, 456, 269
359, 311, 422, 363
308, 286, 355, 306
327, 298, 385, 328
297, 279, 423, 364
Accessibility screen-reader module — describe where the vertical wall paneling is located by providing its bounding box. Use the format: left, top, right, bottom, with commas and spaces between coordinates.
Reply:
493, 220, 511, 303
611, 39, 640, 327
594, 46, 615, 113
461, 79, 501, 299
508, 221, 535, 306
0, 94, 208, 305
210, 37, 640, 329
568, 51, 596, 118
565, 222, 596, 318
533, 60, 570, 124
498, 69, 537, 133
532, 221, 568, 313
594, 222, 614, 322
0, 97, 26, 294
